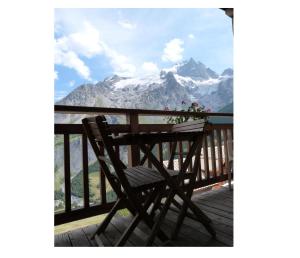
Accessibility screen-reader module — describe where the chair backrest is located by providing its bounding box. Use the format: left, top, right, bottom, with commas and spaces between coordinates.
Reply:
167, 119, 209, 171
82, 115, 132, 197
171, 119, 207, 133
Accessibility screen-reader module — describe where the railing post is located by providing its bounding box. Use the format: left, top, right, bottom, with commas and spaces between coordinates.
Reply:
126, 113, 140, 167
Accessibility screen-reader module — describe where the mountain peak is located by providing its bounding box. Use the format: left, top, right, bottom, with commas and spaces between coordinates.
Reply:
221, 68, 233, 76
206, 68, 219, 78
176, 58, 209, 80
104, 74, 121, 82
186, 57, 197, 65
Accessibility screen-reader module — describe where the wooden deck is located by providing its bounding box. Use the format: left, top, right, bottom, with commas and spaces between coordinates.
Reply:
55, 185, 233, 247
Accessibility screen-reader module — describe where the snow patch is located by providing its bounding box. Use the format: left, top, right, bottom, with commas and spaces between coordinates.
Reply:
174, 74, 221, 87
113, 75, 163, 90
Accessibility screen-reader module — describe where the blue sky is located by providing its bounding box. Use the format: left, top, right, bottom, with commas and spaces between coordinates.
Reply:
54, 8, 233, 101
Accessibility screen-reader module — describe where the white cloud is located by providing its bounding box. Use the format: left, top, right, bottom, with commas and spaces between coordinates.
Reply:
103, 45, 136, 76
162, 38, 184, 63
188, 34, 195, 39
118, 20, 136, 30
54, 70, 58, 80
142, 62, 159, 74
69, 80, 75, 87
54, 21, 103, 80
64, 21, 103, 58
55, 48, 91, 80
55, 21, 136, 78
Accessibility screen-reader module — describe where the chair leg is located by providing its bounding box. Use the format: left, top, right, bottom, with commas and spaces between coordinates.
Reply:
171, 188, 194, 240
171, 198, 183, 211
149, 186, 165, 217
171, 201, 188, 240
91, 198, 124, 239
171, 170, 198, 240
116, 186, 168, 246
124, 198, 169, 242
228, 160, 233, 191
115, 213, 141, 246
146, 190, 175, 246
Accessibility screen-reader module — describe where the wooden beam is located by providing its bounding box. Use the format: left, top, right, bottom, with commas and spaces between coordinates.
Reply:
54, 105, 233, 117
126, 113, 140, 167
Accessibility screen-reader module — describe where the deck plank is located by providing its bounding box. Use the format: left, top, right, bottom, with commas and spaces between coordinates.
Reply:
81, 224, 99, 247
168, 210, 233, 246
111, 214, 148, 246
55, 186, 233, 247
54, 232, 72, 247
68, 228, 91, 247
163, 210, 227, 246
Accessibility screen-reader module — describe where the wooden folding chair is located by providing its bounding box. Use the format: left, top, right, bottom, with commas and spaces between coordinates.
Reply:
137, 119, 216, 244
131, 119, 216, 245
82, 115, 179, 246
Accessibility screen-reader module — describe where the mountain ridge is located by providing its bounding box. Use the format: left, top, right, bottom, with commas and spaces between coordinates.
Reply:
56, 58, 233, 123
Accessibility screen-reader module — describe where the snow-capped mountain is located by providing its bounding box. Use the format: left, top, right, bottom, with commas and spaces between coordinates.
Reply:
56, 58, 233, 123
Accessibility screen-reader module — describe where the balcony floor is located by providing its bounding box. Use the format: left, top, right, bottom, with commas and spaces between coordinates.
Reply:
55, 185, 233, 247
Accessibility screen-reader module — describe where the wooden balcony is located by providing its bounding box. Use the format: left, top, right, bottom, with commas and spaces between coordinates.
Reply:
55, 185, 233, 247
54, 105, 233, 245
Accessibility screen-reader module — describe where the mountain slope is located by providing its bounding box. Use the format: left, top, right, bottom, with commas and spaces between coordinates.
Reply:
56, 58, 233, 117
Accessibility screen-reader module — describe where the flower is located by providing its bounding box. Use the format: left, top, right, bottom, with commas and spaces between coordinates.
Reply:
165, 101, 208, 124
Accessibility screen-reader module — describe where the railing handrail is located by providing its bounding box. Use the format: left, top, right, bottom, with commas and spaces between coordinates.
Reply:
54, 105, 233, 117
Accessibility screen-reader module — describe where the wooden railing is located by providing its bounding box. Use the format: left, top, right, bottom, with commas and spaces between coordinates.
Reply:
54, 105, 233, 225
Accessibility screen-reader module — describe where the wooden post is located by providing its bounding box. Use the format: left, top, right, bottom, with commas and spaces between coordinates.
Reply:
99, 143, 107, 204
209, 131, 217, 178
63, 134, 71, 212
126, 113, 140, 167
82, 134, 90, 208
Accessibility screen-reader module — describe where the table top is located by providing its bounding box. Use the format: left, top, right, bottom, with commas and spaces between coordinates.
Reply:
111, 131, 204, 146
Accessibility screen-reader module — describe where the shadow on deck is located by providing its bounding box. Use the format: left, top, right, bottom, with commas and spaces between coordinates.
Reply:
55, 185, 233, 247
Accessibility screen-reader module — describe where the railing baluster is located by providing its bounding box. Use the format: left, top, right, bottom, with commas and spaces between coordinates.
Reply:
227, 128, 234, 188
203, 135, 209, 180
195, 142, 203, 181
63, 134, 71, 212
168, 142, 174, 170
216, 129, 223, 175
82, 134, 90, 208
178, 141, 183, 171
223, 129, 229, 175
100, 143, 106, 204
188, 141, 192, 173
158, 141, 163, 163
147, 144, 153, 168
197, 145, 202, 181
126, 113, 140, 167
114, 132, 120, 160
209, 130, 217, 178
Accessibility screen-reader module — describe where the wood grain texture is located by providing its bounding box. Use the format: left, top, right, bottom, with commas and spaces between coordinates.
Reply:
55, 186, 233, 247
